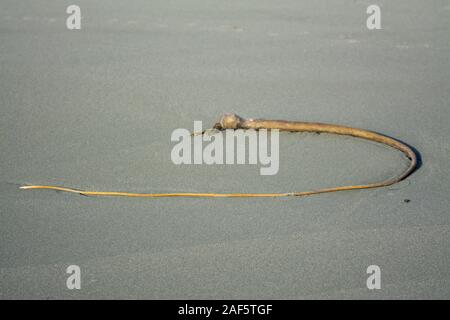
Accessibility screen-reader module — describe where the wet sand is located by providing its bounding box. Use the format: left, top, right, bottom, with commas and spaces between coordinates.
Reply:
0, 0, 449, 299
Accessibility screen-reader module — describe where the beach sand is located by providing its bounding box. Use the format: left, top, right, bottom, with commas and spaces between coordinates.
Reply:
0, 0, 449, 299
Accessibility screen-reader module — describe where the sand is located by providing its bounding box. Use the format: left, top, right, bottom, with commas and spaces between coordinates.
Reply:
0, 0, 449, 299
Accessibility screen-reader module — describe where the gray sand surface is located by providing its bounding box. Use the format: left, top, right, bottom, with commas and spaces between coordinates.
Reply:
0, 0, 449, 299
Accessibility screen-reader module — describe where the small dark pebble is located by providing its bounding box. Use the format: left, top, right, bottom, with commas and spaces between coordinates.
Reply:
404, 199, 411, 203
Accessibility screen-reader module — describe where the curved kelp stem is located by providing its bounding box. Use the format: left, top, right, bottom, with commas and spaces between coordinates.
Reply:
20, 113, 417, 198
